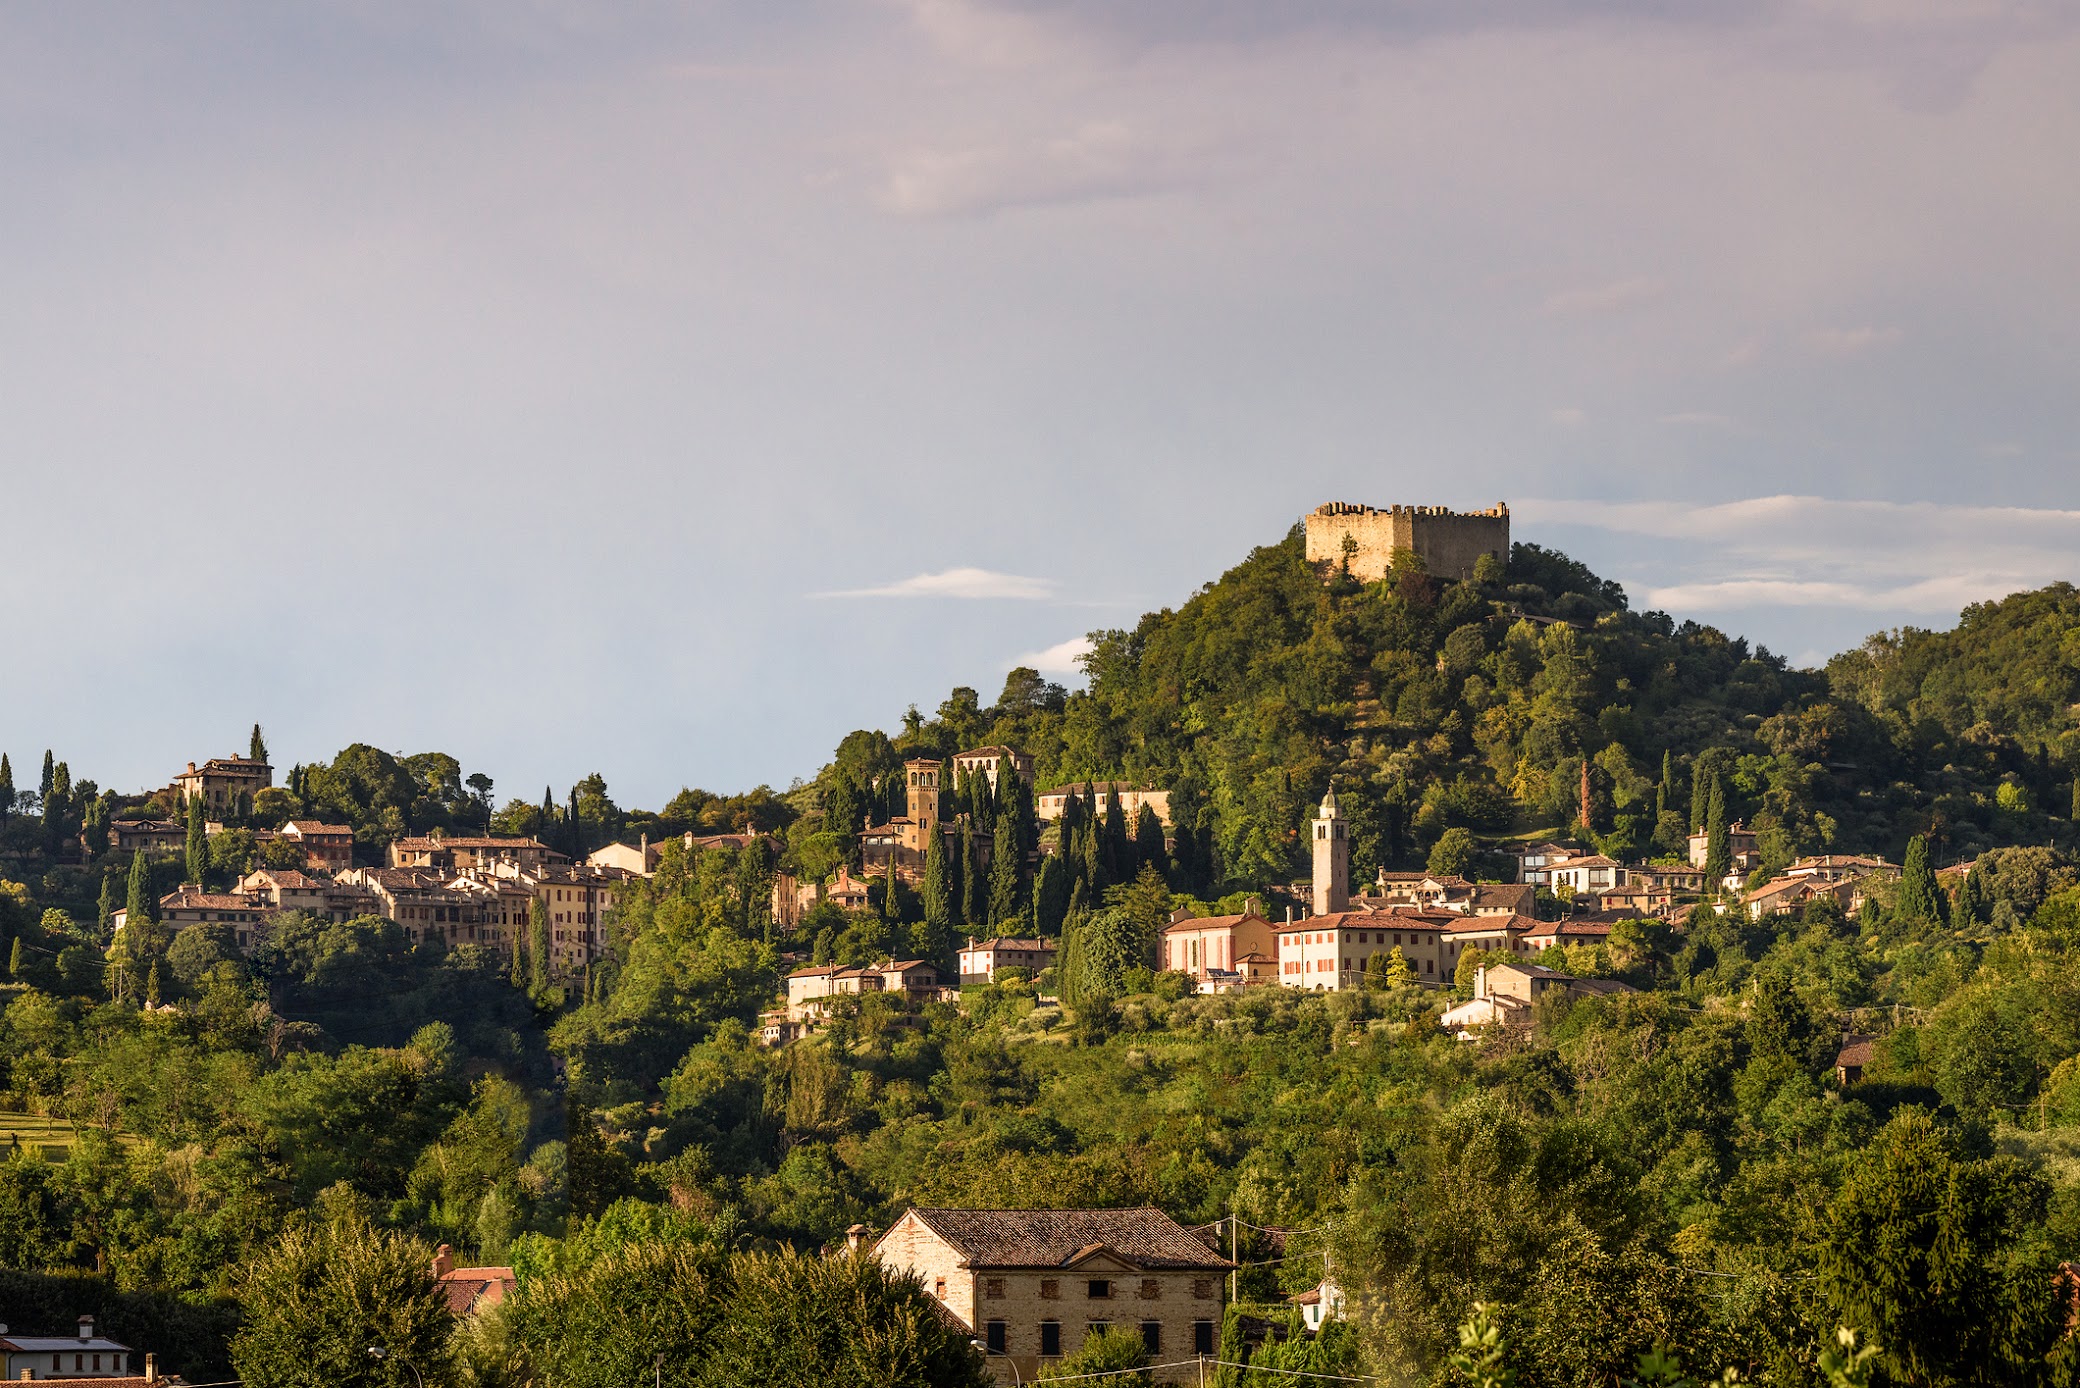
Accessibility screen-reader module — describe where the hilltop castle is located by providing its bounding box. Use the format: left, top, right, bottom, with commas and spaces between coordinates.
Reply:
1304, 501, 1509, 583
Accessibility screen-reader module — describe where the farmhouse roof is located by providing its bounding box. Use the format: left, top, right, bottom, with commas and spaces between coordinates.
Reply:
897, 1208, 1232, 1271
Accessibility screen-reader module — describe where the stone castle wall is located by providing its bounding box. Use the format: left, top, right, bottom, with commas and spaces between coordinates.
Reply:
1303, 501, 1509, 583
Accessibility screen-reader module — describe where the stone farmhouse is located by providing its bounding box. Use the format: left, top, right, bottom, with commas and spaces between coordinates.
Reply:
1440, 961, 1633, 1033
1036, 782, 1170, 828
871, 1207, 1231, 1383
389, 834, 566, 873
959, 937, 1057, 985
1303, 500, 1510, 583
952, 745, 1035, 793
169, 756, 272, 815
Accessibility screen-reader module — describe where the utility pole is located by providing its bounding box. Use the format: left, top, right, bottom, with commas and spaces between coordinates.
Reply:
1228, 1212, 1238, 1304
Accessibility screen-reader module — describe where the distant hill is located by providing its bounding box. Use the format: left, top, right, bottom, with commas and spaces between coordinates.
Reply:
848, 527, 2080, 889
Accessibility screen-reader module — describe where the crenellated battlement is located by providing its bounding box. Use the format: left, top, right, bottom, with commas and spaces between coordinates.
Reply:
1304, 501, 1510, 583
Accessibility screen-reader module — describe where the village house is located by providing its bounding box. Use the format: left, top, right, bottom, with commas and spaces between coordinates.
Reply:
1035, 783, 1171, 828
338, 868, 477, 944
1835, 1034, 1877, 1086
1548, 855, 1628, 896
1688, 820, 1761, 874
952, 745, 1035, 793
1741, 871, 1879, 921
0, 1317, 160, 1383
487, 862, 634, 967
862, 759, 982, 879
170, 756, 272, 815
1520, 918, 1619, 952
1505, 842, 1581, 886
587, 831, 771, 877
278, 820, 356, 872
1785, 855, 1899, 883
775, 959, 946, 1034
1275, 909, 1454, 988
959, 937, 1057, 985
236, 868, 381, 924
389, 834, 566, 873
107, 819, 187, 855
1162, 907, 1276, 982
1367, 872, 1478, 912
1439, 961, 1633, 1033
871, 1207, 1231, 1384
109, 887, 277, 949
432, 1243, 517, 1317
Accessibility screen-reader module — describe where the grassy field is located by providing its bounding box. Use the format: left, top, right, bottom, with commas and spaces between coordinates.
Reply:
0, 1113, 125, 1161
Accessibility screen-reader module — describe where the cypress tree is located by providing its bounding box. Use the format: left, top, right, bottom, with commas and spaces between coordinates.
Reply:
7, 937, 20, 979
186, 797, 209, 887
38, 750, 53, 805
538, 786, 555, 841
529, 899, 552, 992
922, 828, 953, 938
1660, 749, 1677, 803
146, 962, 161, 1009
1689, 769, 1709, 834
127, 849, 154, 926
880, 856, 901, 925
1034, 852, 1070, 936
0, 753, 10, 825
97, 873, 115, 935
1134, 804, 1167, 883
1102, 788, 1128, 883
2072, 779, 2079, 824
960, 821, 983, 928
989, 808, 1021, 927
566, 788, 587, 858
1703, 777, 1730, 884
1898, 835, 1947, 925
1079, 816, 1106, 897
509, 909, 528, 988
250, 723, 269, 764
1956, 865, 1992, 927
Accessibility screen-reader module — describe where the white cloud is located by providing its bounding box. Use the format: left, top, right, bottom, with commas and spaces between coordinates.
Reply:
812, 567, 1056, 599
1806, 325, 1903, 356
878, 122, 1203, 218
1542, 277, 1665, 316
1013, 635, 1094, 674
1517, 495, 2080, 615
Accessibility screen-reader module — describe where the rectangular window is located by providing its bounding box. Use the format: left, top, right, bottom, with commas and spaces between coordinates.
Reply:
1141, 1321, 1162, 1354
1040, 1279, 1060, 1300
985, 1321, 1006, 1354
984, 1277, 1006, 1300
1040, 1322, 1062, 1356
1194, 1320, 1217, 1354
1138, 1277, 1161, 1300
934, 1278, 946, 1298
1193, 1278, 1214, 1300
1088, 1279, 1112, 1300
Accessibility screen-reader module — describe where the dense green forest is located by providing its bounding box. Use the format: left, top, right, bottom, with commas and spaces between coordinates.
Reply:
4, 531, 2080, 1387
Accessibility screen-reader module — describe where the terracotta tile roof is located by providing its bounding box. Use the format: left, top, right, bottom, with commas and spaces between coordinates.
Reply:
1161, 912, 1268, 935
954, 745, 1027, 761
397, 836, 555, 851
1281, 909, 1454, 933
899, 1208, 1231, 1271
1836, 1034, 1877, 1069
964, 937, 1056, 953
438, 1266, 517, 1314
284, 819, 353, 835
160, 890, 264, 911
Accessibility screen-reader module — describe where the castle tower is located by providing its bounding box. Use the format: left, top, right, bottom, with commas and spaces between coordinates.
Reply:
1312, 787, 1349, 917
904, 759, 941, 853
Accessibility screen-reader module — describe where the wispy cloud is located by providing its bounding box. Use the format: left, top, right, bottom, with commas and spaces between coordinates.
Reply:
878, 122, 1204, 219
1806, 325, 1903, 356
1543, 277, 1665, 316
1013, 634, 1094, 674
812, 567, 1056, 599
1516, 496, 2080, 615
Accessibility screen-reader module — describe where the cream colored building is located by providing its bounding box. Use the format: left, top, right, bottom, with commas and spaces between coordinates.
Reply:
171, 756, 272, 814
952, 745, 1035, 793
1161, 910, 1276, 982
872, 1207, 1230, 1384
1035, 783, 1171, 828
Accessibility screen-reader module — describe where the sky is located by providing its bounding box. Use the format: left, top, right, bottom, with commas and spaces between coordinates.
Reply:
1, 1, 2076, 809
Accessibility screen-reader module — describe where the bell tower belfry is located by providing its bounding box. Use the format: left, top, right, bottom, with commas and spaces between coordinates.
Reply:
1312, 787, 1349, 916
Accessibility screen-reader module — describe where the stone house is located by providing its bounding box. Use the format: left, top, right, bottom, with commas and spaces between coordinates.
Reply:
170, 757, 272, 815
279, 820, 356, 872
432, 1243, 517, 1316
958, 937, 1057, 985
1505, 842, 1580, 887
1275, 909, 1456, 989
1687, 820, 1760, 873
1162, 909, 1275, 981
389, 835, 566, 873
1035, 783, 1171, 828
107, 819, 187, 855
1439, 961, 1633, 1033
871, 1207, 1231, 1383
951, 746, 1035, 793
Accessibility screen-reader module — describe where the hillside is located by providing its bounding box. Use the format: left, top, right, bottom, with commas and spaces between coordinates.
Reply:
825, 529, 2080, 890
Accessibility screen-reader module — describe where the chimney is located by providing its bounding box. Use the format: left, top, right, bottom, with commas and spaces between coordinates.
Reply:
1285, 905, 1293, 926
79, 1315, 94, 1342
640, 832, 649, 866
845, 1223, 870, 1253
433, 1243, 454, 1278
146, 1357, 158, 1385
1474, 965, 1486, 999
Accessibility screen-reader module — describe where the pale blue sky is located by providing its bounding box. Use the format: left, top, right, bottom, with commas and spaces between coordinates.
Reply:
2, 1, 2075, 806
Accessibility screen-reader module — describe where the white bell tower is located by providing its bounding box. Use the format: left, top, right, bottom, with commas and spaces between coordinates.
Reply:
1312, 787, 1349, 916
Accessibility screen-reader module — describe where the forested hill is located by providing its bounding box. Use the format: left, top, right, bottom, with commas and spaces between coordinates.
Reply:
850, 528, 2080, 888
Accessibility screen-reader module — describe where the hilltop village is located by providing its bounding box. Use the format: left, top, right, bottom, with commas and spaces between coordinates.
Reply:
4, 502, 2080, 1386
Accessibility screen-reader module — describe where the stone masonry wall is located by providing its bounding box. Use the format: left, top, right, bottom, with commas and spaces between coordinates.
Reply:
1304, 501, 1509, 583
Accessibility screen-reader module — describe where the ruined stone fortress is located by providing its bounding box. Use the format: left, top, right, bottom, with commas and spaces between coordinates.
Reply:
1303, 500, 1510, 583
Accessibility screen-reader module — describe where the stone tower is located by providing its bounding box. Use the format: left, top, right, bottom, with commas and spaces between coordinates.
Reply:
1312, 787, 1349, 917
903, 759, 941, 853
